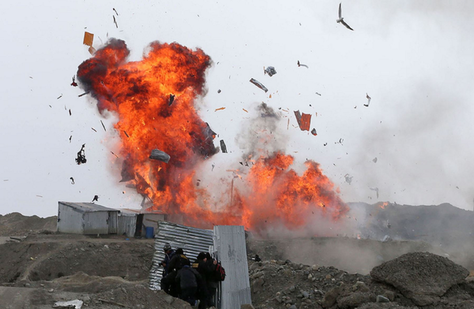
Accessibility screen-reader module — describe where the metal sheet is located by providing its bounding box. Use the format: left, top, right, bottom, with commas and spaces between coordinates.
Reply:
214, 225, 252, 309
149, 221, 213, 290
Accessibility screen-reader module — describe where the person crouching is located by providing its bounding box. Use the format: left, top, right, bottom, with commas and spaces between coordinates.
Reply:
175, 264, 203, 306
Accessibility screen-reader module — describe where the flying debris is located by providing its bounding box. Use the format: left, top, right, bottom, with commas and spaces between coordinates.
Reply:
217, 89, 221, 93
92, 195, 99, 203
83, 32, 94, 47
75, 144, 87, 165
69, 135, 72, 143
91, 127, 97, 132
113, 8, 119, 15
215, 107, 226, 112
315, 92, 321, 96
78, 92, 89, 97
149, 149, 170, 163
323, 143, 327, 146
110, 151, 119, 158
294, 110, 312, 131
264, 66, 277, 77
311, 128, 317, 136
297, 60, 309, 68
57, 94, 63, 99
370, 187, 379, 198
220, 140, 227, 153
168, 94, 175, 106
373, 157, 377, 163
249, 78, 268, 92
71, 76, 78, 87
69, 109, 72, 116
242, 108, 248, 113
113, 15, 118, 28
100, 120, 106, 131
70, 177, 75, 185
344, 174, 353, 185
364, 93, 371, 107
337, 3, 354, 31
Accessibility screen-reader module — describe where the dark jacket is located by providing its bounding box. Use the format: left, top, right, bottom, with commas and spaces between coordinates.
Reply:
176, 265, 202, 289
162, 249, 175, 276
168, 253, 190, 273
195, 258, 217, 282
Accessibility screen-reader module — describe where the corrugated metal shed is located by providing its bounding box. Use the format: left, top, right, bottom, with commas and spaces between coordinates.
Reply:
214, 225, 252, 309
149, 221, 214, 290
57, 201, 119, 235
117, 211, 137, 238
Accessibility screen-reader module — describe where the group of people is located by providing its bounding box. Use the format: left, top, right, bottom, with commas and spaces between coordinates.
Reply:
160, 243, 219, 308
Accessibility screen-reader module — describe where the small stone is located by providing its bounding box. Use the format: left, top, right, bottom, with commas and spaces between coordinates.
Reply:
376, 295, 390, 303
325, 274, 331, 279
48, 289, 54, 293
289, 286, 296, 292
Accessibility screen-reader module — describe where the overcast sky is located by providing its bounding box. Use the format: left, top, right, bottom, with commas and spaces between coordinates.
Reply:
1, 0, 474, 218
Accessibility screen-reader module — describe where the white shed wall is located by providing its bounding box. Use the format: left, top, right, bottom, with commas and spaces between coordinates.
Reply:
57, 203, 84, 234
83, 211, 109, 234
118, 214, 137, 237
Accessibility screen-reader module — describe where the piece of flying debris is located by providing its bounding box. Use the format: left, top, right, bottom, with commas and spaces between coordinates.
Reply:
264, 66, 277, 77
364, 93, 371, 107
297, 60, 309, 68
149, 149, 170, 163
249, 78, 268, 92
337, 3, 354, 31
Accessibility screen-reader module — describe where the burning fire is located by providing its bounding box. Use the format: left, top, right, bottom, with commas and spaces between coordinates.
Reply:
77, 39, 348, 232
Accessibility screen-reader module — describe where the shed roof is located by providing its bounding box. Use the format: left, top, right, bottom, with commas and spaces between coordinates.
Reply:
59, 201, 120, 213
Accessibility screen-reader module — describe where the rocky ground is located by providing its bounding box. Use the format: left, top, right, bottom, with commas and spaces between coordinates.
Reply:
1, 207, 474, 308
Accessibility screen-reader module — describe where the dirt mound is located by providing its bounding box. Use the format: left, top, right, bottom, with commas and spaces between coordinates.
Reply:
0, 212, 56, 236
249, 252, 474, 309
371, 252, 470, 306
0, 234, 154, 284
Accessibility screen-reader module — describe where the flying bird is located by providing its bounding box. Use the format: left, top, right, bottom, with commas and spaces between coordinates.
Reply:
337, 3, 354, 31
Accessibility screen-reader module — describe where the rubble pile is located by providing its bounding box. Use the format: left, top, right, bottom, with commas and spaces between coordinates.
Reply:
249, 252, 474, 309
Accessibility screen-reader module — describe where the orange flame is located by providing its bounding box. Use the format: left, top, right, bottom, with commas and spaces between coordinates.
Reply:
77, 39, 348, 233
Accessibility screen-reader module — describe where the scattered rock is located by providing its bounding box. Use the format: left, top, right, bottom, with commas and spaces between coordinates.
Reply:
371, 252, 469, 306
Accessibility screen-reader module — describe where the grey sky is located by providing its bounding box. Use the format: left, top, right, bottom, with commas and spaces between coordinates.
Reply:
1, 0, 474, 217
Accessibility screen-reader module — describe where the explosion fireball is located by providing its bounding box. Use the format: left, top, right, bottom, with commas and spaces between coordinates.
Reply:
77, 39, 348, 233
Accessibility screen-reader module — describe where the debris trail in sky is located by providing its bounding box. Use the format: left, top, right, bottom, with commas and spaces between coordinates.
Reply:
113, 8, 119, 16
70, 177, 75, 185
113, 15, 118, 28
337, 3, 354, 31
215, 107, 226, 112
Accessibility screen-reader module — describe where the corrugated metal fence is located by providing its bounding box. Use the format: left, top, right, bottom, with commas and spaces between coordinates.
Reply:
149, 221, 214, 291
